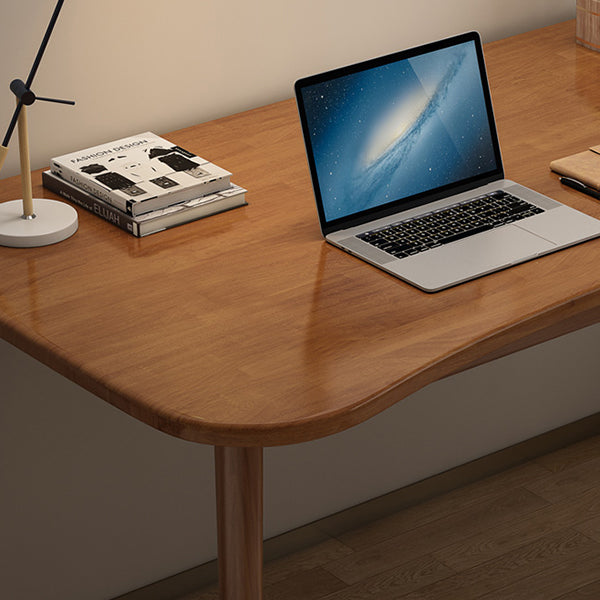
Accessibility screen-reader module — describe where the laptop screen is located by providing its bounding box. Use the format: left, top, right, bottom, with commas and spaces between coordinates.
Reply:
295, 32, 503, 232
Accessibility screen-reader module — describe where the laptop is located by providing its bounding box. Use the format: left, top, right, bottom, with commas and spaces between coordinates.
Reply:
294, 31, 600, 292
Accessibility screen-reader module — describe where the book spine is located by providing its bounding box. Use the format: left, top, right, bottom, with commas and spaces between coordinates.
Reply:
42, 171, 140, 237
49, 160, 131, 214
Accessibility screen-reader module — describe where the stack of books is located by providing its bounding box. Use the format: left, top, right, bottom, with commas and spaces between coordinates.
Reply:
43, 131, 246, 237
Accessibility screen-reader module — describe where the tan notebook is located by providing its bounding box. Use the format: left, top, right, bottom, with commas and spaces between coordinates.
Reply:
550, 145, 600, 190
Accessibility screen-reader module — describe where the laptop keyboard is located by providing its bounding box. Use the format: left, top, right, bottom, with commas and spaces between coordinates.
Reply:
356, 191, 544, 259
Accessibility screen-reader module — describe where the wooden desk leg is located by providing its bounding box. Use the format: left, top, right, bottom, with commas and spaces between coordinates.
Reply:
214, 446, 263, 600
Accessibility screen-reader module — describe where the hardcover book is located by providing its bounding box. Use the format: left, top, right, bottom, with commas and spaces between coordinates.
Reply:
43, 170, 246, 237
50, 132, 231, 216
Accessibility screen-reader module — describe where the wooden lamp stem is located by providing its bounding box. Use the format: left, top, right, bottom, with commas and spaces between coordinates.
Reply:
16, 102, 34, 218
0, 144, 7, 172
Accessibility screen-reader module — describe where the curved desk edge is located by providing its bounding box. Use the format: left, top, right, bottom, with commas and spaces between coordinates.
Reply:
3, 288, 598, 447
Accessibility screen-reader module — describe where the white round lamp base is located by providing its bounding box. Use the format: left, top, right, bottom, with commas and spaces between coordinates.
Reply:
0, 198, 78, 247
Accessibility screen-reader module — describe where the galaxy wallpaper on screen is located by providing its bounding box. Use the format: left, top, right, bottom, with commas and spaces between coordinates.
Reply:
300, 41, 498, 223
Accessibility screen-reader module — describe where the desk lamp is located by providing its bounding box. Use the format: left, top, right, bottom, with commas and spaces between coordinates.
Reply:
0, 0, 78, 247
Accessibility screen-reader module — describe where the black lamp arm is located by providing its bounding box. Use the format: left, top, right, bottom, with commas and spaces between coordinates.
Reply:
25, 0, 65, 90
2, 101, 24, 149
1, 0, 66, 149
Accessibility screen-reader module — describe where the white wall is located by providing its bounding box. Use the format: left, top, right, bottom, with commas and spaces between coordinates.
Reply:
0, 2, 586, 600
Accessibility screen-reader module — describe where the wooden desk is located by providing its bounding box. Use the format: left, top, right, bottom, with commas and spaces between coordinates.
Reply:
1, 21, 599, 600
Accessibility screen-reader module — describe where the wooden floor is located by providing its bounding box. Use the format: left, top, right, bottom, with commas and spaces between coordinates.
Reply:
182, 434, 600, 600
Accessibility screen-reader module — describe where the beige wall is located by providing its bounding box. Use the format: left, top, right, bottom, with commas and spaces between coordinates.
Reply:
0, 0, 574, 179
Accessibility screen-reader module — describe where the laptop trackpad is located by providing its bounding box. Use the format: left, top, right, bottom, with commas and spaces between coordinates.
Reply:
392, 225, 555, 292
516, 205, 600, 244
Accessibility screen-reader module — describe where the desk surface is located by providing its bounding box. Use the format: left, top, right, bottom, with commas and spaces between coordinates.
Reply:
1, 21, 599, 447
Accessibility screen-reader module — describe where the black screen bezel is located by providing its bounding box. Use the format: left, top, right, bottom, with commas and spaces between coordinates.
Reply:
294, 31, 504, 236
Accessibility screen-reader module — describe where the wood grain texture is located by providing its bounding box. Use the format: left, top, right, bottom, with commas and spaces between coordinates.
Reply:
16, 105, 33, 217
215, 447, 263, 600
0, 21, 599, 447
181, 435, 600, 600
576, 0, 600, 51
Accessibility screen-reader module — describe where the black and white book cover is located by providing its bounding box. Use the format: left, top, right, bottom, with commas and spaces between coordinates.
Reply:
50, 132, 231, 216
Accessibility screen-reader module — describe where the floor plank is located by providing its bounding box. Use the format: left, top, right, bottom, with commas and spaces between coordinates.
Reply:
181, 434, 600, 600
333, 462, 551, 550
475, 553, 600, 600
325, 488, 548, 585
433, 486, 600, 571
398, 529, 599, 600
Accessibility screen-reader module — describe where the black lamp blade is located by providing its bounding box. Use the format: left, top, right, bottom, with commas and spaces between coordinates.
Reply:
36, 96, 75, 106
